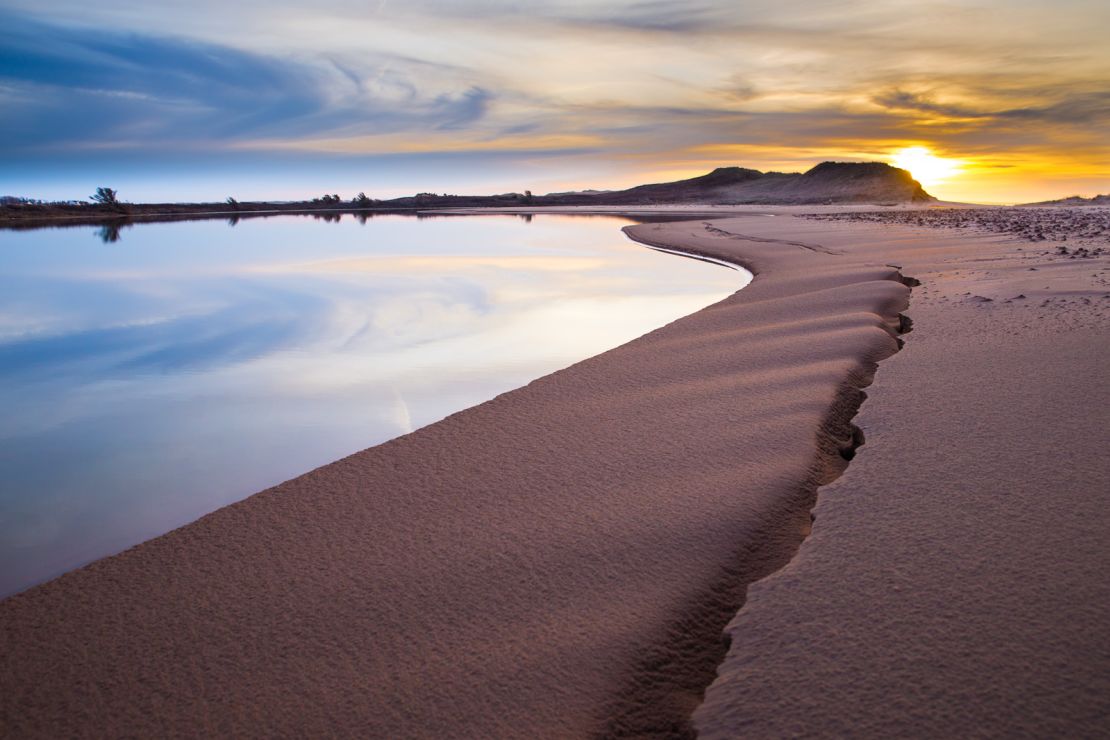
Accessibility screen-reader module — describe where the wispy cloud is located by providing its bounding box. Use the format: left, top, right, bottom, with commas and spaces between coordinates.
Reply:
0, 11, 492, 154
873, 88, 1110, 127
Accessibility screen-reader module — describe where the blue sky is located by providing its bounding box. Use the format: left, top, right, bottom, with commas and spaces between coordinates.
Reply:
1, 1, 1108, 202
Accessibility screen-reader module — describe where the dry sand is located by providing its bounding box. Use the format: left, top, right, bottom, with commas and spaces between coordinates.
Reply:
1, 207, 1107, 737
686, 212, 1110, 737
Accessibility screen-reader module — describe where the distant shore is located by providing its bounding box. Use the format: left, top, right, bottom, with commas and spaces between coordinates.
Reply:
0, 160, 937, 231
0, 201, 421, 229
1, 206, 1107, 737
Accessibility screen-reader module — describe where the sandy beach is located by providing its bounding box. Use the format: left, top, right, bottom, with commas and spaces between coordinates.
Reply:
689, 211, 1110, 737
2, 207, 1108, 737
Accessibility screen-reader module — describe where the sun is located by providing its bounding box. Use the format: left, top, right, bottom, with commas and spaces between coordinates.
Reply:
891, 146, 962, 189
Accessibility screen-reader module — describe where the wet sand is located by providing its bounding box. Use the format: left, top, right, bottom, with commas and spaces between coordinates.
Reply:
2, 208, 1107, 737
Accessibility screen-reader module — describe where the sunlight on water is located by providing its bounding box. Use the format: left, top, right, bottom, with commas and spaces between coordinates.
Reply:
0, 214, 747, 595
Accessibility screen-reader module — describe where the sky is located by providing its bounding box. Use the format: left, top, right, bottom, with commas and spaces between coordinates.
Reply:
1, 0, 1108, 204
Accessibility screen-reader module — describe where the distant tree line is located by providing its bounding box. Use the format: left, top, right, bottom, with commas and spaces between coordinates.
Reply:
4, 185, 540, 212
2, 195, 94, 206
0, 189, 124, 207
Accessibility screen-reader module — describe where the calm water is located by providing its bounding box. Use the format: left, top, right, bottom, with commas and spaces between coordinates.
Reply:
0, 214, 745, 596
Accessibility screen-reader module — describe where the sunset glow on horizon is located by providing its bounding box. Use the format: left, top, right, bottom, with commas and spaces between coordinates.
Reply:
1, 1, 1107, 204
891, 147, 963, 190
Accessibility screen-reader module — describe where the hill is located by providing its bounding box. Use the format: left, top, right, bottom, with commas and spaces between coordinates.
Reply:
530, 162, 933, 206
379, 162, 933, 207
1025, 194, 1110, 206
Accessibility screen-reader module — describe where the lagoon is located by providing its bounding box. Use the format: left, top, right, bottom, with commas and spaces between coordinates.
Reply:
0, 213, 745, 595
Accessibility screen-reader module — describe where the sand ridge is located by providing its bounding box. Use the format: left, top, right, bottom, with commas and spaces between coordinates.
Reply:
0, 215, 912, 737
657, 214, 1109, 738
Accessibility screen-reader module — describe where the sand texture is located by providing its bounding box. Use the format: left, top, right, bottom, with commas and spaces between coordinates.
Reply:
0, 216, 910, 737
685, 213, 1110, 737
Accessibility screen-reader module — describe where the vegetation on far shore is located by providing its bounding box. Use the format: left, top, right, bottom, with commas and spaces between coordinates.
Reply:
0, 186, 543, 224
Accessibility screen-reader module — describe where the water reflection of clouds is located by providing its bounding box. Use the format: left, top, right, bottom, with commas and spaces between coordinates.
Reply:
0, 286, 323, 379
255, 254, 610, 275
0, 215, 744, 596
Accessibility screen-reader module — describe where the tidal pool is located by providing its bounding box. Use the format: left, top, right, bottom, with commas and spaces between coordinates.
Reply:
0, 213, 747, 595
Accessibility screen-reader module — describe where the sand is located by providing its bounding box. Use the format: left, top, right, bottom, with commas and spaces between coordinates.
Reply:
686, 213, 1110, 737
1, 207, 1107, 737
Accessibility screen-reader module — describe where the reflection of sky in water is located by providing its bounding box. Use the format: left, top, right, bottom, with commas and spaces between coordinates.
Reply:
0, 214, 746, 596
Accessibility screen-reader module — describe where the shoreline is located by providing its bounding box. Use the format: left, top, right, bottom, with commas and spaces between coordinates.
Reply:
2, 209, 1106, 735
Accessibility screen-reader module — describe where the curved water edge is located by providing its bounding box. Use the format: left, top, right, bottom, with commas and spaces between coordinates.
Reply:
641, 243, 748, 272
0, 214, 746, 597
